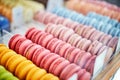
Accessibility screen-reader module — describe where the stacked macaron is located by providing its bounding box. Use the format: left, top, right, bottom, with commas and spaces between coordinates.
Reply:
66, 0, 120, 21
51, 7, 120, 37
0, 44, 59, 80
34, 11, 118, 50
86, 0, 120, 12
86, 12, 120, 29
0, 65, 18, 80
46, 23, 118, 50
8, 34, 92, 80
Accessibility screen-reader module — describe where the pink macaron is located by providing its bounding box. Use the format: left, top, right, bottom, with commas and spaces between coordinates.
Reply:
37, 50, 50, 67
43, 53, 60, 71
9, 34, 22, 50
78, 69, 91, 80
25, 28, 36, 39
82, 26, 96, 39
84, 55, 96, 74
62, 29, 75, 42
26, 44, 41, 60
64, 47, 76, 60
41, 34, 54, 47
59, 43, 71, 57
54, 41, 66, 54
46, 38, 59, 51
89, 30, 104, 42
88, 40, 103, 55
99, 34, 112, 45
49, 57, 66, 73
14, 37, 26, 53
60, 63, 81, 80
69, 48, 80, 63
19, 39, 33, 55
53, 59, 70, 76
107, 37, 118, 49
40, 53, 60, 69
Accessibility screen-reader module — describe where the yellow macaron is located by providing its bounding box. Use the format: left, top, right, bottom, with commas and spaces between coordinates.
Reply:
0, 51, 15, 66
6, 54, 27, 73
41, 73, 59, 80
30, 68, 47, 80
15, 60, 33, 80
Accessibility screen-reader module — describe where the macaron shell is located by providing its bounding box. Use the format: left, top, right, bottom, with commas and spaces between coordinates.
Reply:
49, 57, 65, 74
0, 51, 16, 66
7, 55, 27, 73
41, 73, 59, 80
60, 63, 79, 80
19, 40, 33, 56
18, 64, 35, 80
8, 34, 21, 49
31, 68, 47, 80
43, 53, 60, 71
36, 50, 50, 67
15, 60, 33, 79
59, 43, 71, 57
53, 60, 70, 76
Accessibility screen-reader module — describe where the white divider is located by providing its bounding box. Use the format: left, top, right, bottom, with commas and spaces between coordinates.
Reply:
114, 37, 120, 55
92, 49, 107, 79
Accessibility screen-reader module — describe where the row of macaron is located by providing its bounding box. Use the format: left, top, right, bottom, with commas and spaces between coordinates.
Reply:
51, 7, 120, 37
66, 0, 120, 21
85, 0, 120, 12
0, 44, 59, 80
34, 11, 118, 50
9, 34, 91, 80
86, 12, 120, 29
0, 65, 18, 80
45, 23, 115, 56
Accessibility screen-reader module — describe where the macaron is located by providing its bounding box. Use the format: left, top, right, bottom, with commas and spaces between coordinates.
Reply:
26, 67, 46, 80
15, 60, 33, 79
99, 34, 112, 45
64, 47, 76, 60
82, 27, 96, 39
14, 37, 27, 53
43, 53, 60, 71
18, 39, 33, 55
77, 69, 91, 80
59, 43, 71, 57
53, 60, 70, 76
88, 41, 103, 55
60, 63, 80, 80
0, 51, 16, 66
54, 41, 66, 54
40, 53, 59, 69
36, 50, 50, 67
6, 55, 27, 73
40, 73, 59, 80
25, 28, 36, 39
9, 34, 21, 50
89, 30, 104, 42
41, 34, 53, 47
49, 57, 66, 74
84, 55, 96, 74
62, 28, 74, 42
46, 38, 59, 51
29, 68, 47, 80
26, 44, 41, 60
107, 37, 118, 49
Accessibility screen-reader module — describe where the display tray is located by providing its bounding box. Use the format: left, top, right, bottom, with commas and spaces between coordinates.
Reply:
0, 21, 120, 80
